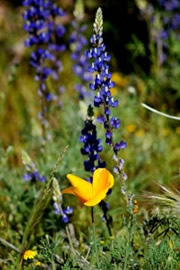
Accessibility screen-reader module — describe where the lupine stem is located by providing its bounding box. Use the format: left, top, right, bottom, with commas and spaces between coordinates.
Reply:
100, 203, 112, 236
91, 207, 100, 268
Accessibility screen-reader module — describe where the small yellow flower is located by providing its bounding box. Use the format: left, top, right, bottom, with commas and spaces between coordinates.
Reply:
62, 168, 114, 207
135, 129, 145, 138
161, 129, 169, 137
110, 87, 118, 96
169, 239, 173, 249
112, 72, 129, 87
99, 240, 105, 245
136, 79, 146, 93
176, 126, 180, 135
35, 261, 41, 266
133, 200, 138, 214
127, 124, 136, 133
111, 72, 129, 96
23, 250, 37, 260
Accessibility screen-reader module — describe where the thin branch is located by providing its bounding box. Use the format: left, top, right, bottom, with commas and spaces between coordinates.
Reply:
0, 258, 11, 264
0, 237, 20, 253
141, 103, 180, 120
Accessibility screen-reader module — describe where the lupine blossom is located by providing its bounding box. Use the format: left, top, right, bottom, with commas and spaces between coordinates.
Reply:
80, 105, 105, 175
52, 177, 73, 224
69, 0, 92, 99
87, 8, 127, 185
22, 0, 66, 135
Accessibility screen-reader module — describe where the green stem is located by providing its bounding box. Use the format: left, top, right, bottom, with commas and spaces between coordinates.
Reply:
51, 259, 56, 270
65, 225, 76, 256
17, 147, 68, 269
123, 215, 133, 270
91, 207, 100, 268
17, 177, 54, 269
99, 203, 112, 236
123, 231, 129, 270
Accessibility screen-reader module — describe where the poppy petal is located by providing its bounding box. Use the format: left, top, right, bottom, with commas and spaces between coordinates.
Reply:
92, 168, 114, 196
84, 187, 110, 206
66, 174, 93, 201
61, 187, 75, 195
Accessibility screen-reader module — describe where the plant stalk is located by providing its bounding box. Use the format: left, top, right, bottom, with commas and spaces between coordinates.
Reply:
91, 207, 100, 268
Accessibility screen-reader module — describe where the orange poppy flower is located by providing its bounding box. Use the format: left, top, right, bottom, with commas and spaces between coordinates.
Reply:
62, 168, 114, 207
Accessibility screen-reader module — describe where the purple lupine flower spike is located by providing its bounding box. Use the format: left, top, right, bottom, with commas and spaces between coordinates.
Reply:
22, 0, 66, 139
140, 0, 180, 65
22, 150, 46, 183
69, 0, 93, 99
52, 178, 73, 224
87, 8, 127, 186
80, 105, 106, 175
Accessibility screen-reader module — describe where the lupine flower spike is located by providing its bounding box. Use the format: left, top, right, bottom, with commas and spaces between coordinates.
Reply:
87, 8, 127, 196
52, 177, 73, 224
159, 0, 180, 64
138, 0, 180, 66
69, 0, 92, 99
80, 105, 105, 176
62, 168, 114, 207
22, 0, 66, 143
22, 150, 45, 182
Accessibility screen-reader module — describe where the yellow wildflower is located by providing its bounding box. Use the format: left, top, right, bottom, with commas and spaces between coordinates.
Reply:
169, 239, 173, 249
136, 78, 146, 93
112, 72, 129, 87
176, 126, 180, 135
135, 129, 145, 138
133, 200, 138, 214
111, 72, 129, 96
99, 240, 105, 245
62, 168, 114, 207
110, 87, 118, 96
127, 124, 136, 133
23, 250, 37, 260
35, 261, 41, 266
161, 129, 169, 137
